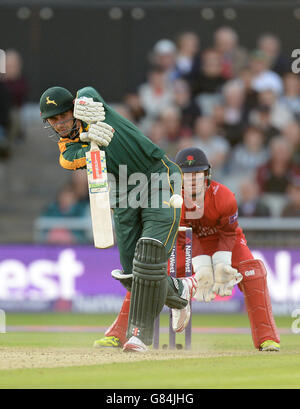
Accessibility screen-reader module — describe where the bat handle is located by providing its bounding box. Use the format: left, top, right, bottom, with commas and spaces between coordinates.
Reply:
90, 141, 99, 151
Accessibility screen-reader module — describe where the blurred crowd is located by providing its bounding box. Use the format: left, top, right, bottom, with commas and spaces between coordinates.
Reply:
0, 49, 28, 159
39, 170, 90, 245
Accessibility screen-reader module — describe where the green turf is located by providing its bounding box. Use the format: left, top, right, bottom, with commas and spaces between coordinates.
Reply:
0, 313, 299, 389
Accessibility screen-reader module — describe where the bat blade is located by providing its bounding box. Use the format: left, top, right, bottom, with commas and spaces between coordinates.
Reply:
86, 143, 114, 248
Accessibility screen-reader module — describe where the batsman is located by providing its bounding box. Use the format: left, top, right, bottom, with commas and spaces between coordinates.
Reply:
39, 85, 198, 352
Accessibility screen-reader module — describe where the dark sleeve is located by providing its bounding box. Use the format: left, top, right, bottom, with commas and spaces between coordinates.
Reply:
76, 86, 105, 104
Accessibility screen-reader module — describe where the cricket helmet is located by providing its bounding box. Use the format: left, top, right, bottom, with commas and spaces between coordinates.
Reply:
175, 147, 212, 185
40, 86, 74, 120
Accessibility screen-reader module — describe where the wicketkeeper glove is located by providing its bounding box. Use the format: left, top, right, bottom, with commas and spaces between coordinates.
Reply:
74, 97, 105, 124
212, 251, 243, 297
193, 255, 215, 302
80, 122, 115, 147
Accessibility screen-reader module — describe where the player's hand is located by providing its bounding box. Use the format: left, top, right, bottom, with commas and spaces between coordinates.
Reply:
192, 255, 215, 302
80, 122, 115, 147
89, 122, 115, 147
74, 97, 105, 124
212, 251, 243, 297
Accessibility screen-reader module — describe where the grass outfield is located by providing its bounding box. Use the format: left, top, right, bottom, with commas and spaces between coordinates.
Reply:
0, 313, 299, 389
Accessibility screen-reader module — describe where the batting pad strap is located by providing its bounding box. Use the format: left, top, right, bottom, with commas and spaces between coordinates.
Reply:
111, 269, 133, 291
238, 259, 280, 348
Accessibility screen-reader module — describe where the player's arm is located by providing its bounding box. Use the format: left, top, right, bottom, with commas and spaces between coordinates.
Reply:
215, 187, 239, 253
76, 86, 105, 104
212, 186, 243, 296
73, 86, 115, 147
178, 198, 192, 248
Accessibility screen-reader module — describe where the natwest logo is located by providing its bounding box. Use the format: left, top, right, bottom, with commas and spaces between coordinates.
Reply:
0, 249, 84, 301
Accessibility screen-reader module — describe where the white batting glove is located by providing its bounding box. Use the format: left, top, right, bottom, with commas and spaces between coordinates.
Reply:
74, 97, 105, 124
193, 255, 215, 302
79, 122, 115, 147
212, 251, 243, 297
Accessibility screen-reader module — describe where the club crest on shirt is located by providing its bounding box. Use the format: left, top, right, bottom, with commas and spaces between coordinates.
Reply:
212, 184, 219, 195
185, 155, 195, 166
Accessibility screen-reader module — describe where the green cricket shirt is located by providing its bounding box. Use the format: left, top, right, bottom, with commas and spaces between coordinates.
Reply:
58, 86, 166, 179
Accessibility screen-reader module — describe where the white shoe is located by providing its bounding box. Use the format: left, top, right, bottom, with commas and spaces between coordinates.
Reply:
123, 336, 148, 353
172, 275, 198, 333
111, 269, 133, 280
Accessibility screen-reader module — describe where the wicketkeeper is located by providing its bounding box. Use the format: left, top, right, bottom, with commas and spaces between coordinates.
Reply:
176, 147, 280, 351
39, 85, 198, 352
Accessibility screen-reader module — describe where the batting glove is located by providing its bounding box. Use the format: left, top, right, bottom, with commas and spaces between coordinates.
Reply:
80, 122, 115, 147
193, 255, 215, 302
212, 251, 243, 297
74, 97, 105, 124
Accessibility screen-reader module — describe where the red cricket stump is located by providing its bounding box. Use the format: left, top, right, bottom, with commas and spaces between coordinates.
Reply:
238, 259, 280, 348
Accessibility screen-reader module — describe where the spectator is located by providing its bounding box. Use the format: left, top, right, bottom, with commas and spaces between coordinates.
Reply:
147, 120, 168, 152
281, 175, 300, 217
280, 73, 300, 118
191, 49, 225, 95
193, 115, 229, 179
220, 79, 249, 146
3, 49, 28, 142
282, 121, 300, 167
42, 185, 88, 244
191, 49, 225, 115
213, 26, 248, 79
239, 68, 259, 112
238, 178, 271, 217
211, 104, 226, 136
174, 31, 201, 80
228, 126, 269, 177
138, 67, 174, 126
111, 103, 133, 121
249, 50, 283, 96
71, 169, 89, 208
150, 39, 178, 82
172, 78, 201, 129
0, 80, 12, 158
256, 137, 298, 194
257, 33, 289, 76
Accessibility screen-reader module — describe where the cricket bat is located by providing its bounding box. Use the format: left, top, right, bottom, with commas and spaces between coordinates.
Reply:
86, 141, 114, 248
